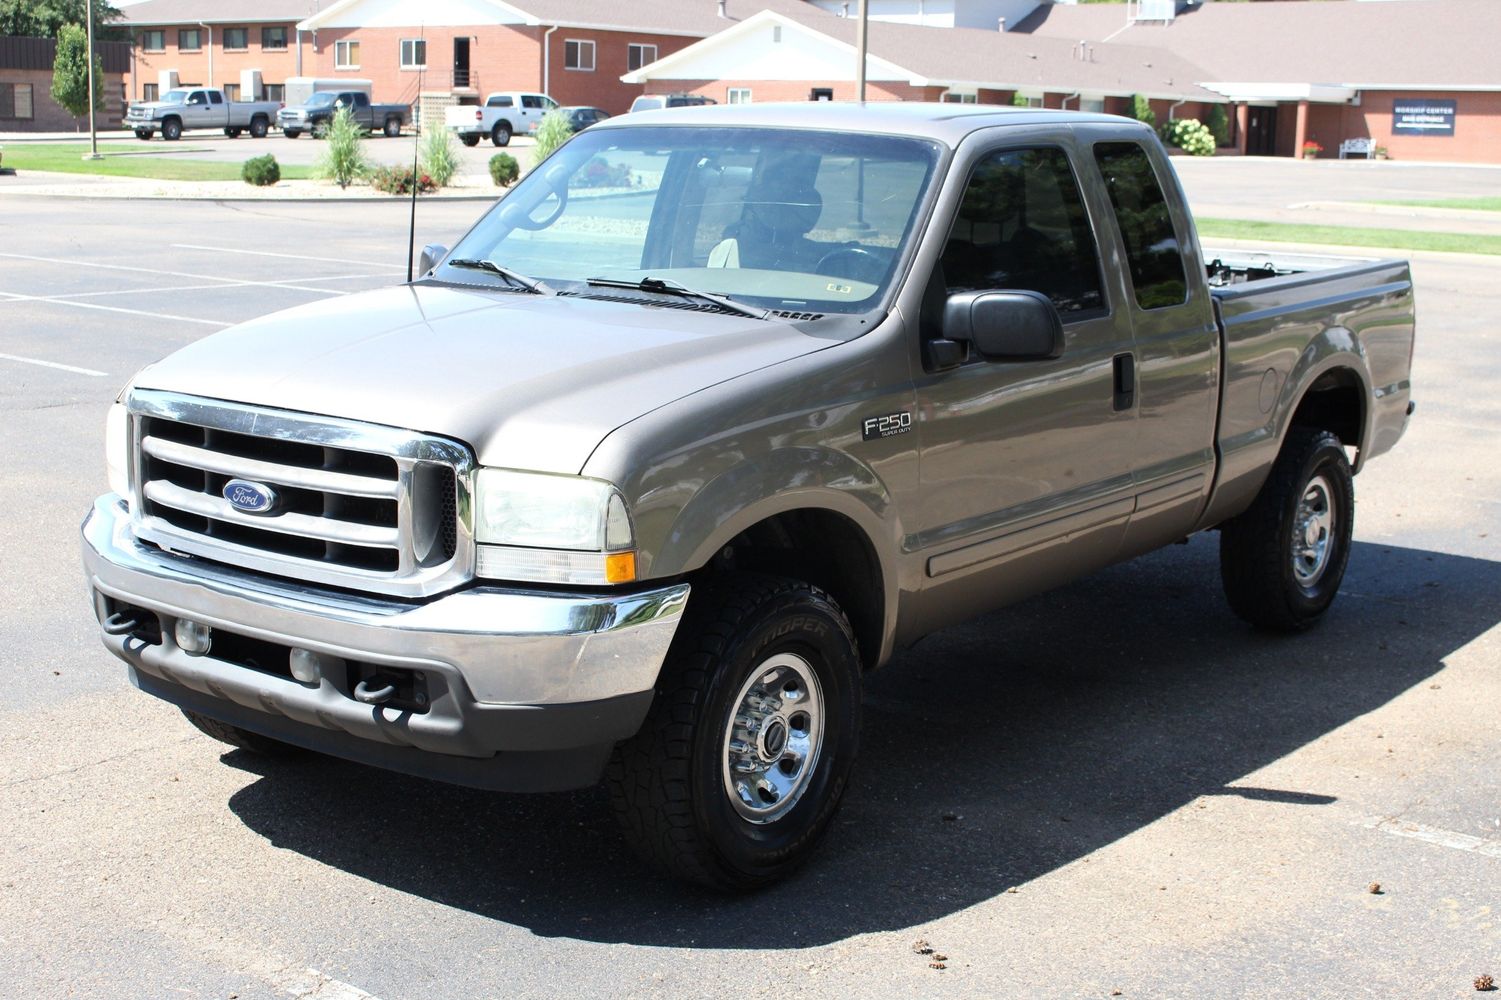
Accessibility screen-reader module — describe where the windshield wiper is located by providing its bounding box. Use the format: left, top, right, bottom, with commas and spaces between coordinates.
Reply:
446, 258, 555, 295
584, 276, 769, 321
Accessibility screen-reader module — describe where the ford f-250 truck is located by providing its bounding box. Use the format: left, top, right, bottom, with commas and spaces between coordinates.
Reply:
82, 105, 1414, 889
125, 88, 281, 141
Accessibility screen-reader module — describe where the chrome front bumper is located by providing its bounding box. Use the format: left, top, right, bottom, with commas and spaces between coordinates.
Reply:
81, 495, 689, 786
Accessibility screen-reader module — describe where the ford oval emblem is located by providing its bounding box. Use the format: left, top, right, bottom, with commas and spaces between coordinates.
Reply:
223, 479, 278, 515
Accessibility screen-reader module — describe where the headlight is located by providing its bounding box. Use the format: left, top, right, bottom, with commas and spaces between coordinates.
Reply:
473, 468, 636, 585
106, 402, 130, 503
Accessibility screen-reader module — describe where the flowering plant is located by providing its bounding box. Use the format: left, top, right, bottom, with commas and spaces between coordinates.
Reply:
1302, 140, 1324, 157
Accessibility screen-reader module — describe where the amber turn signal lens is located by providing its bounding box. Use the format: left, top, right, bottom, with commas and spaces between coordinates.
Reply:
604, 551, 637, 584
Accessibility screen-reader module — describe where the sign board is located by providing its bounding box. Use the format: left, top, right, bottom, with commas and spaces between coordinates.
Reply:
1392, 99, 1456, 137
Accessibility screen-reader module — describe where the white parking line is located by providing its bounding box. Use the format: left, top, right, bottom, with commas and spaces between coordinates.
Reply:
0, 252, 386, 295
0, 290, 230, 327
0, 352, 108, 376
173, 243, 406, 269
1362, 816, 1501, 859
278, 967, 383, 1000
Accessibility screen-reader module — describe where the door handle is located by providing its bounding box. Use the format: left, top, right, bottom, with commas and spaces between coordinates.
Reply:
1113, 352, 1135, 411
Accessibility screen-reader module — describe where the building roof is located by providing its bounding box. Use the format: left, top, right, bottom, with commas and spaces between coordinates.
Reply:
625, 7, 1223, 101
1014, 0, 1501, 91
119, 0, 320, 25
295, 0, 824, 37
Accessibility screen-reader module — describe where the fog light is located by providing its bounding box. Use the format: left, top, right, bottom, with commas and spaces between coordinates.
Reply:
288, 647, 325, 685
174, 619, 212, 656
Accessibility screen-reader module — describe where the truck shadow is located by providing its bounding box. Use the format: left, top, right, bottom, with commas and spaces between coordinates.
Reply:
225, 536, 1497, 948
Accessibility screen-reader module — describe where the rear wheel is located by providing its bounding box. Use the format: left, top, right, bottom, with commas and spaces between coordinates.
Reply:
249, 117, 268, 139
607, 574, 862, 890
181, 709, 306, 759
491, 121, 512, 147
383, 116, 402, 137
1220, 426, 1355, 631
460, 133, 479, 147
161, 118, 182, 141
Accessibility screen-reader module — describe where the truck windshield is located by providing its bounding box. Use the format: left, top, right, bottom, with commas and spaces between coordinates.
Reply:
440, 126, 940, 315
307, 93, 336, 107
160, 90, 190, 104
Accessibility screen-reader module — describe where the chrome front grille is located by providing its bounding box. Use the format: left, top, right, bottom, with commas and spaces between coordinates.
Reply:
126, 390, 473, 598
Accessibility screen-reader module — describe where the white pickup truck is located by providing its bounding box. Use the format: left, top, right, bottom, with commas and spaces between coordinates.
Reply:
126, 88, 282, 141
444, 91, 556, 147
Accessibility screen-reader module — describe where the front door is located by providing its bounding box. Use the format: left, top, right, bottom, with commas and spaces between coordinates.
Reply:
910, 137, 1138, 632
453, 37, 470, 89
1246, 105, 1278, 156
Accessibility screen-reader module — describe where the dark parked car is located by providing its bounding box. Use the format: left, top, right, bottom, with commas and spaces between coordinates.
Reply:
559, 106, 611, 133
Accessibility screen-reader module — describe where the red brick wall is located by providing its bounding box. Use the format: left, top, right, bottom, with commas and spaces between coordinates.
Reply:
644, 79, 942, 103
541, 29, 698, 113
125, 23, 301, 100
0, 67, 126, 129
1349, 90, 1500, 163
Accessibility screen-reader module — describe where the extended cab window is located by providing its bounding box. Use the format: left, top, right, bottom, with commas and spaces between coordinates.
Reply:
942, 147, 1104, 316
1093, 142, 1188, 309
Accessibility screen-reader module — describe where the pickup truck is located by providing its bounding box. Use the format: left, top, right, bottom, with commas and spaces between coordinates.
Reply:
277, 91, 410, 139
82, 105, 1414, 890
125, 88, 281, 141
445, 91, 556, 146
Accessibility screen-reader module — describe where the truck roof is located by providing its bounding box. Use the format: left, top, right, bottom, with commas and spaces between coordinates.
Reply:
608, 102, 1131, 145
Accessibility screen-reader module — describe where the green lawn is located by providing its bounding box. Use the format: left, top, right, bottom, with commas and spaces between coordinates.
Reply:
0, 142, 314, 181
1376, 196, 1501, 212
1196, 218, 1501, 256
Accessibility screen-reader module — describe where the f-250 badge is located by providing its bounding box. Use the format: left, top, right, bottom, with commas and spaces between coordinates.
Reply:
861, 411, 913, 441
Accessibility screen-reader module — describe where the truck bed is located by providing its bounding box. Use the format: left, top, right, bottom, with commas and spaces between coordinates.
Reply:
1200, 248, 1415, 527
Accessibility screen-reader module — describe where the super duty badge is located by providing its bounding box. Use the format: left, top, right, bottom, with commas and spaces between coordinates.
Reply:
862, 411, 913, 441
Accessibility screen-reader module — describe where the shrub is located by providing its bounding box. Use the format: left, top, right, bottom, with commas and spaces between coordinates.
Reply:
419, 127, 459, 188
1207, 104, 1230, 148
1131, 94, 1156, 130
241, 154, 281, 186
315, 106, 368, 189
489, 152, 519, 187
1164, 118, 1215, 157
1011, 92, 1030, 107
531, 108, 573, 166
1302, 140, 1324, 158
369, 164, 436, 195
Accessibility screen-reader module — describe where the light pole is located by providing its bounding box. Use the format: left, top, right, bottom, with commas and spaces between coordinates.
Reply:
855, 0, 868, 102
83, 0, 102, 159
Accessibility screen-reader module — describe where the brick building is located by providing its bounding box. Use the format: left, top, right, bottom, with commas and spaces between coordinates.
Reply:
119, 1, 313, 103
1, 35, 130, 131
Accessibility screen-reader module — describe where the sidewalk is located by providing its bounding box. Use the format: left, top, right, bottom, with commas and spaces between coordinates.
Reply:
1187, 200, 1501, 237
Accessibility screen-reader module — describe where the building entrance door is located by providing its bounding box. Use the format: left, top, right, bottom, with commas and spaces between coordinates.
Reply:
1246, 105, 1278, 155
453, 37, 471, 88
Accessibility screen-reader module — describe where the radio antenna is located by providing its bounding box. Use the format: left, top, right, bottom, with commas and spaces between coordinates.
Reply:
406, 24, 426, 281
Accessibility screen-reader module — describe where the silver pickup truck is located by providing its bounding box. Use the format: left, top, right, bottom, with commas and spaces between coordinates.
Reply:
126, 87, 281, 141
82, 105, 1414, 889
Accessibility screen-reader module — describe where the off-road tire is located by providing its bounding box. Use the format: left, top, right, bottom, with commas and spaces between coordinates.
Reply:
491, 121, 512, 147
606, 574, 862, 890
1220, 425, 1355, 632
181, 709, 306, 758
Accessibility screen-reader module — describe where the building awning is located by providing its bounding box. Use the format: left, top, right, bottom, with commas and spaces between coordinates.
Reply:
1199, 82, 1358, 105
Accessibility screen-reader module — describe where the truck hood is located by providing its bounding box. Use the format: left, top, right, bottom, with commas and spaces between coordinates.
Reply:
127, 102, 180, 115
133, 283, 836, 474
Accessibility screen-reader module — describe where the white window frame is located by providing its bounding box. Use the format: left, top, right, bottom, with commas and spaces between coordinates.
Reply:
727, 87, 752, 105
627, 43, 657, 72
564, 38, 595, 72
335, 39, 360, 70
400, 37, 426, 70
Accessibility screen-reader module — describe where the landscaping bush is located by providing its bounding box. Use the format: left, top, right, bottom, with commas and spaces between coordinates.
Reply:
315, 106, 368, 189
419, 127, 459, 188
1131, 94, 1156, 130
369, 164, 436, 195
1011, 93, 1031, 107
489, 152, 519, 187
1164, 118, 1216, 157
1207, 104, 1230, 148
531, 109, 573, 165
241, 154, 280, 186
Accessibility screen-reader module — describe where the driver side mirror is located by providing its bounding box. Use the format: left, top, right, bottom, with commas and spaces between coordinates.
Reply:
418, 244, 448, 275
942, 290, 1064, 361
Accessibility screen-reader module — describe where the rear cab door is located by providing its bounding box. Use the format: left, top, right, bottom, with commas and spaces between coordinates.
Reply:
520, 93, 557, 133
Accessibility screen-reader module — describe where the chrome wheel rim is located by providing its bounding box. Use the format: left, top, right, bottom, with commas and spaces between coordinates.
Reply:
1291, 473, 1336, 587
721, 652, 824, 825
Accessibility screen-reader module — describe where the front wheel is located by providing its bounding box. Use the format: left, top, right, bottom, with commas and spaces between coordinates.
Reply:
283, 129, 301, 139
181, 709, 306, 759
134, 129, 152, 140
1220, 426, 1355, 631
161, 118, 182, 141
607, 574, 862, 890
491, 121, 512, 147
224, 127, 241, 138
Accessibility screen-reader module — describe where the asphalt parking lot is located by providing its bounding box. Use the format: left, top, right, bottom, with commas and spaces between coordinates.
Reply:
1, 179, 1498, 998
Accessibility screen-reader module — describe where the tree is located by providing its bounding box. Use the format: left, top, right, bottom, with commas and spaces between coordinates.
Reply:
0, 0, 123, 38
1131, 93, 1156, 129
50, 21, 104, 120
1207, 104, 1230, 147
